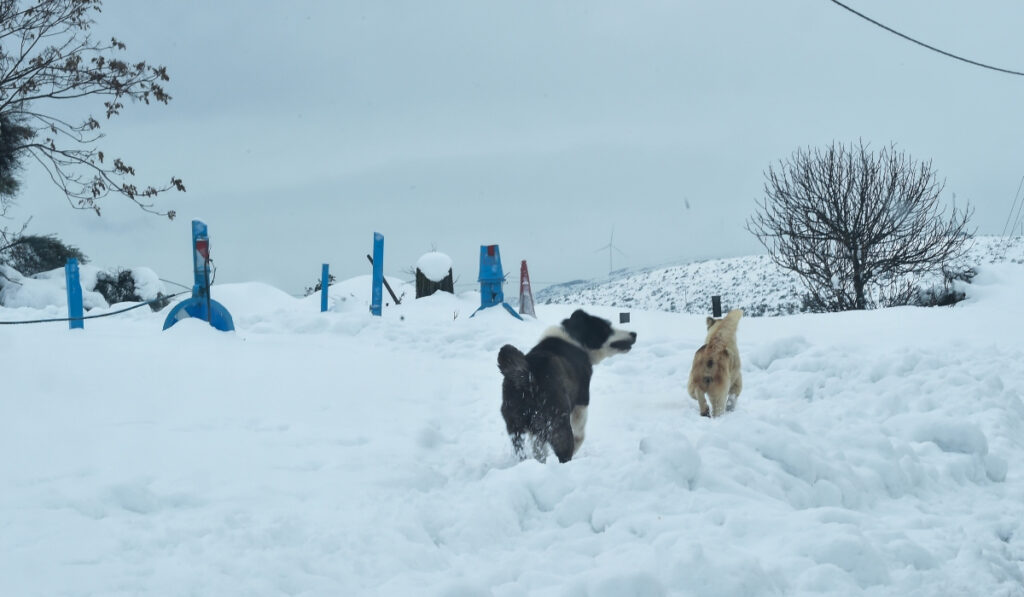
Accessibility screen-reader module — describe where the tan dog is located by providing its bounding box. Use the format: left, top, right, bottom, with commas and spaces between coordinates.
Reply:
687, 309, 743, 417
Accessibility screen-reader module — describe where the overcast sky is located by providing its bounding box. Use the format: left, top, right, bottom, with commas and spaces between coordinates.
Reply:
13, 0, 1024, 295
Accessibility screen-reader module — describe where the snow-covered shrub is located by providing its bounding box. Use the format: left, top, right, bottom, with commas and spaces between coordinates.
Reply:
915, 266, 976, 308
94, 268, 141, 304
93, 267, 170, 311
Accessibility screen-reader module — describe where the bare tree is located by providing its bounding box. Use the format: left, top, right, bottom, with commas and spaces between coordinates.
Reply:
746, 141, 973, 311
0, 0, 184, 221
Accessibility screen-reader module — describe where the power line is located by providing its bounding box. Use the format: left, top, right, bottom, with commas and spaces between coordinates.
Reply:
1010, 190, 1024, 241
828, 0, 1024, 77
0, 292, 187, 325
159, 278, 192, 291
1000, 175, 1024, 238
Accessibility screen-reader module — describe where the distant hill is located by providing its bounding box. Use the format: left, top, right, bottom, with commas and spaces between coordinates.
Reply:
535, 236, 1024, 316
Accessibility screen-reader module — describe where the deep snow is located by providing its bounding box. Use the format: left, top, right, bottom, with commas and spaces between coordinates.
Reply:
2, 258, 1024, 596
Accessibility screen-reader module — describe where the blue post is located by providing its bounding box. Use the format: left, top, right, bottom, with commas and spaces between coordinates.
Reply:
471, 244, 522, 320
162, 219, 235, 331
320, 263, 329, 312
370, 232, 384, 316
64, 258, 84, 330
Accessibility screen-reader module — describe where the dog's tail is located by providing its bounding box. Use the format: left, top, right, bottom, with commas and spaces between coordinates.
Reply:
498, 344, 532, 391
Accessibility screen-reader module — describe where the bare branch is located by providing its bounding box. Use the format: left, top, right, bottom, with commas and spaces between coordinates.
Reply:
0, 0, 183, 220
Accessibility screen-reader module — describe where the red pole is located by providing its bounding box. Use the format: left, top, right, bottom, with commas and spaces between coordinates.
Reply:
519, 260, 536, 317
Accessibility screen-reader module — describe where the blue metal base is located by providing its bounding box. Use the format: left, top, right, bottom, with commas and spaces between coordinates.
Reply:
471, 302, 523, 320
162, 297, 235, 331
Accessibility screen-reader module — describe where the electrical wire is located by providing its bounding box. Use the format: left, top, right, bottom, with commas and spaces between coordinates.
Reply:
1000, 175, 1024, 238
828, 0, 1024, 76
1009, 189, 1024, 242
159, 278, 192, 291
0, 291, 189, 325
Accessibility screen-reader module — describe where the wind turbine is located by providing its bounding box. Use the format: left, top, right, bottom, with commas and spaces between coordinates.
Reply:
594, 227, 627, 276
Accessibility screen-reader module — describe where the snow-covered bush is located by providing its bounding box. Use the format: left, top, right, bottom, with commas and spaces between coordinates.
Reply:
94, 268, 141, 304
914, 266, 976, 308
93, 267, 170, 310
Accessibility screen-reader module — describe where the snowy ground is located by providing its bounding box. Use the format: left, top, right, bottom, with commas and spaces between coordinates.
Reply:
2, 262, 1024, 596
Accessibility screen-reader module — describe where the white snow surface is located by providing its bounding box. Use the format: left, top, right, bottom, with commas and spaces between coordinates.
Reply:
2, 259, 1024, 596
416, 251, 454, 282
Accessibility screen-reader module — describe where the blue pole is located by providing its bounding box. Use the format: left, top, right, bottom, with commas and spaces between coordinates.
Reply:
162, 219, 235, 332
190, 220, 209, 297
65, 258, 84, 330
370, 232, 384, 316
320, 263, 329, 312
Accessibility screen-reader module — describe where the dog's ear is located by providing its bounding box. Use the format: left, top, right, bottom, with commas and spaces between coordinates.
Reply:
706, 317, 716, 329
562, 309, 588, 329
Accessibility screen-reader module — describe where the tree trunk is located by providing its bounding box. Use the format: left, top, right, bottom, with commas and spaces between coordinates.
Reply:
852, 258, 867, 310
853, 274, 866, 309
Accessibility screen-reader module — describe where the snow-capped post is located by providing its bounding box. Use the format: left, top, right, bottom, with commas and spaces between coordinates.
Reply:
415, 251, 454, 298
712, 295, 722, 318
162, 219, 235, 332
370, 232, 384, 316
518, 260, 536, 317
320, 263, 329, 312
64, 257, 84, 330
471, 244, 522, 320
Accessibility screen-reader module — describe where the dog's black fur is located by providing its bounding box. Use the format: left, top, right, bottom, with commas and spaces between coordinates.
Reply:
497, 309, 636, 463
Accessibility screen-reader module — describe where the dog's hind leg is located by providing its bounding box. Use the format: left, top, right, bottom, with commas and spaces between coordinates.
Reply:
689, 387, 711, 417
570, 406, 588, 455
503, 409, 530, 459
529, 433, 549, 463
510, 432, 527, 459
726, 372, 743, 412
709, 391, 728, 418
549, 421, 575, 463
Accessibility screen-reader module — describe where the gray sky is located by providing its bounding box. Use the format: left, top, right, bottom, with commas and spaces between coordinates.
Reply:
13, 0, 1024, 295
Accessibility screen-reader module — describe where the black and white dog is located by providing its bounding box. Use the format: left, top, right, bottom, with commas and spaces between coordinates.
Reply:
497, 309, 637, 463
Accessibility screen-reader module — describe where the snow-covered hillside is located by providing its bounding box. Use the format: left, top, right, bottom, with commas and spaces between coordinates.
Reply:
2, 255, 1023, 596
537, 236, 1024, 316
